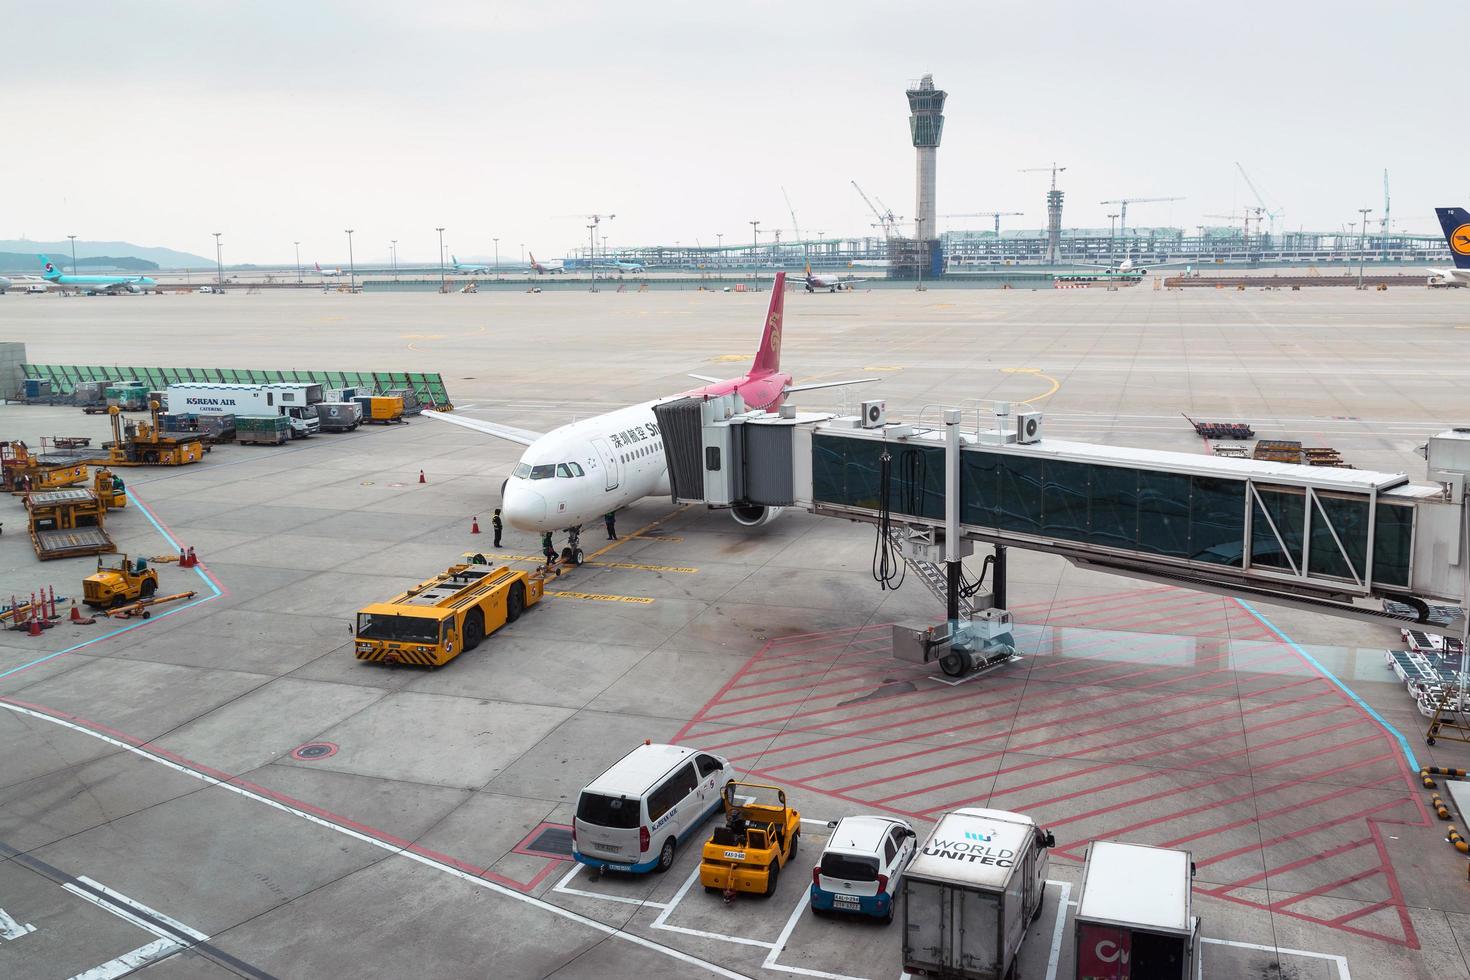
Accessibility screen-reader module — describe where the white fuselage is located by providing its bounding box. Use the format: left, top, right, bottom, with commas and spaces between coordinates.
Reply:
501, 399, 672, 531
1429, 267, 1470, 287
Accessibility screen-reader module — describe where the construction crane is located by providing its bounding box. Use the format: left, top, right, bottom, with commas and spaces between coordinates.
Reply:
852, 180, 900, 238
1204, 212, 1257, 242
1100, 197, 1184, 239
1235, 163, 1285, 237
940, 211, 1024, 236
1020, 163, 1066, 190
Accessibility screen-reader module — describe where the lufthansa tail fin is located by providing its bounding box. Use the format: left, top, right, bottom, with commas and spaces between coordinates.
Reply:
1435, 208, 1470, 269
751, 272, 786, 375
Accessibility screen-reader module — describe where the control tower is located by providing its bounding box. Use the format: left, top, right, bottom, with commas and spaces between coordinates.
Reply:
906, 74, 947, 240
1045, 187, 1064, 264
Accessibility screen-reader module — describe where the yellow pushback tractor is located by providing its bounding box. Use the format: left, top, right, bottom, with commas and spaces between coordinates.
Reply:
699, 781, 802, 899
354, 563, 543, 667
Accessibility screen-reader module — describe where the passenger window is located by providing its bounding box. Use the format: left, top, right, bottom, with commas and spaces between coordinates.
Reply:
696, 754, 723, 778
556, 464, 572, 478
884, 837, 898, 864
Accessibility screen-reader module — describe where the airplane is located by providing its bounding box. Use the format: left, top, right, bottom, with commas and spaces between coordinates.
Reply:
0, 276, 10, 294
790, 260, 866, 293
423, 271, 876, 561
452, 254, 491, 274
528, 252, 565, 274
315, 261, 343, 277
38, 255, 156, 294
1430, 207, 1470, 287
600, 259, 645, 274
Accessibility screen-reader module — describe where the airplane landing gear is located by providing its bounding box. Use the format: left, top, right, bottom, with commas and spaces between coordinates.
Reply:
560, 525, 585, 565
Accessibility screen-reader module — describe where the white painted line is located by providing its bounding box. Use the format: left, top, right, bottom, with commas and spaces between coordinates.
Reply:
61, 883, 194, 946
76, 876, 209, 942
1201, 937, 1350, 980
551, 863, 670, 910
650, 866, 776, 950
762, 889, 867, 980
0, 906, 36, 942
1043, 880, 1072, 980
5, 702, 755, 980
69, 938, 184, 980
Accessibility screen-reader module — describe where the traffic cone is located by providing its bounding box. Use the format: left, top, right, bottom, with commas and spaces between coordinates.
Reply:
187, 546, 197, 567
26, 612, 41, 637
70, 601, 82, 623
471, 516, 481, 534
419, 469, 426, 484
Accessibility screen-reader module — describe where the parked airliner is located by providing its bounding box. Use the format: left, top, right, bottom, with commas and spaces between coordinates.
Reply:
315, 262, 342, 277
1430, 207, 1470, 287
38, 256, 156, 294
452, 255, 491, 274
424, 272, 873, 560
528, 252, 565, 274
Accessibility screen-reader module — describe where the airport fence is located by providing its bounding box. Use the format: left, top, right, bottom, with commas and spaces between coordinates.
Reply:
21, 364, 453, 407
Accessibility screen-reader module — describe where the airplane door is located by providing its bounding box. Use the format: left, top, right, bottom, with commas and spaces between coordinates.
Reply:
591, 437, 619, 491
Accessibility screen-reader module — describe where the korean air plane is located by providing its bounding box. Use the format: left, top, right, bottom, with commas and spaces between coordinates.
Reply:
39, 255, 156, 295
452, 255, 491, 274
424, 272, 875, 561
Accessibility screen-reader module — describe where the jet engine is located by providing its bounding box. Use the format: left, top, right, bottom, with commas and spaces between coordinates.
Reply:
730, 503, 783, 528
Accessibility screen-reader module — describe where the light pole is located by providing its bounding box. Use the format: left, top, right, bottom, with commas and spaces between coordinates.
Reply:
749, 220, 760, 272
213, 232, 223, 285
391, 240, 398, 281
1356, 207, 1373, 290
67, 235, 77, 275
294, 241, 301, 282
345, 229, 356, 291
436, 227, 445, 289
493, 237, 500, 280
1107, 213, 1119, 267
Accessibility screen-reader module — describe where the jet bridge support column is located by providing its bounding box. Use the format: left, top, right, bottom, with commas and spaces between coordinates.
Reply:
944, 409, 964, 627
993, 545, 1008, 610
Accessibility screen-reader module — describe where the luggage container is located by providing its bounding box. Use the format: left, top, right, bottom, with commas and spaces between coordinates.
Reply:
317, 402, 360, 432
356, 395, 405, 424
72, 381, 110, 407
901, 808, 1055, 980
105, 383, 148, 412
1072, 841, 1199, 980
383, 387, 423, 416
236, 415, 291, 446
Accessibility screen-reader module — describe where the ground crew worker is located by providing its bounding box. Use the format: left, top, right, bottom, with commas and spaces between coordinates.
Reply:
541, 531, 556, 568
492, 509, 503, 548
604, 511, 617, 541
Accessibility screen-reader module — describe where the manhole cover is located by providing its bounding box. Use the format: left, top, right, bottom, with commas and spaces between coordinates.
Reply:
516, 824, 574, 859
290, 741, 339, 761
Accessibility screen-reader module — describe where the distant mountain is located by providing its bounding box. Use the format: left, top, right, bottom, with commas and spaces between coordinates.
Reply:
0, 239, 212, 271
0, 252, 159, 273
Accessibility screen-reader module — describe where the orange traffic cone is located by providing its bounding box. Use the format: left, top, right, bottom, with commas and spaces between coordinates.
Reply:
187, 546, 197, 567
69, 601, 82, 623
26, 614, 41, 637
419, 469, 426, 484
471, 516, 481, 534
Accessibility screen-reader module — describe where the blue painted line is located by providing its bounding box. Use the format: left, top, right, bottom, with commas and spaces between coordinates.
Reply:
0, 490, 222, 683
1236, 598, 1420, 770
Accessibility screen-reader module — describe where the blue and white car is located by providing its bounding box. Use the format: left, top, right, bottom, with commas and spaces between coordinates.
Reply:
810, 816, 917, 922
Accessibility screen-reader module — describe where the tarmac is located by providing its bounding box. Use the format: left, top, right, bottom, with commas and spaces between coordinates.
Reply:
0, 283, 1468, 978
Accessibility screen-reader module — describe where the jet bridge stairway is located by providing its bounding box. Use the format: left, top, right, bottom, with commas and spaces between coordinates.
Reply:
888, 526, 975, 620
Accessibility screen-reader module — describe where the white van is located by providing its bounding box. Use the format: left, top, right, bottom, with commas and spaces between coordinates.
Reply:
573, 743, 735, 874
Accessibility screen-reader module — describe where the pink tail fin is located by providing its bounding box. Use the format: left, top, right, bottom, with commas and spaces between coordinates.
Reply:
752, 272, 785, 375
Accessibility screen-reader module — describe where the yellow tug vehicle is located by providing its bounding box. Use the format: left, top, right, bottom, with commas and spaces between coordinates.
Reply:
699, 781, 801, 900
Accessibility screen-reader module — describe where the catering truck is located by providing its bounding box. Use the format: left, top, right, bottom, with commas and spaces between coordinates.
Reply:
901, 808, 1055, 980
166, 383, 322, 438
1072, 841, 1200, 980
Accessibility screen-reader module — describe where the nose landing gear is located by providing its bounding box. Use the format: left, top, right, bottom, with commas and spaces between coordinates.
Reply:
559, 524, 585, 565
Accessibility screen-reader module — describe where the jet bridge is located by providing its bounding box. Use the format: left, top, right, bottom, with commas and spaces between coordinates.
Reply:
657, 397, 1470, 670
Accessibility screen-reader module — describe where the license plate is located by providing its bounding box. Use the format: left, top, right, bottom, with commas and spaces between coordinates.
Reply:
834, 894, 861, 908
595, 842, 619, 853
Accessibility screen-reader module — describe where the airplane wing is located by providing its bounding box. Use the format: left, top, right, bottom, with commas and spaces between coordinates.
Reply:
784, 377, 880, 393
421, 410, 543, 447
687, 373, 723, 383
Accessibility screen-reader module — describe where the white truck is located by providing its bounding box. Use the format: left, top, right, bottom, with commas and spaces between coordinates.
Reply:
1072, 841, 1200, 980
901, 808, 1054, 980
166, 383, 322, 438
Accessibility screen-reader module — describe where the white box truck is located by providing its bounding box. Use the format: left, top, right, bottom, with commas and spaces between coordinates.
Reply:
167, 383, 321, 438
901, 808, 1055, 980
1072, 841, 1199, 980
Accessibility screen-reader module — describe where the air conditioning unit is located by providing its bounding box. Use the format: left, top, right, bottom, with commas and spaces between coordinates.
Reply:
1016, 411, 1043, 444
861, 399, 886, 429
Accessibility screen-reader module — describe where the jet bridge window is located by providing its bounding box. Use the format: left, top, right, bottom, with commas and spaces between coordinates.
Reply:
811, 435, 943, 520
1372, 501, 1413, 588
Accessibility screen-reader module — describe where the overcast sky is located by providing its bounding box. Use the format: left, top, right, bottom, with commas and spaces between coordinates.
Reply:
3, 0, 1464, 264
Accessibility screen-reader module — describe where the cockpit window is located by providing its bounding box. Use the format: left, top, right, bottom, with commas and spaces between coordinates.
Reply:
569, 462, 585, 476
556, 464, 572, 478
530, 464, 556, 480
512, 463, 532, 479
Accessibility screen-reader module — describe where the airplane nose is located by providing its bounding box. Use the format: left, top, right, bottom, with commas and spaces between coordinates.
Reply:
501, 483, 546, 530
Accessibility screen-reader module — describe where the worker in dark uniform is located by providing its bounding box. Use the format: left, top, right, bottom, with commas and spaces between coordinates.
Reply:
492, 509, 503, 548
541, 531, 557, 568
604, 511, 617, 541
